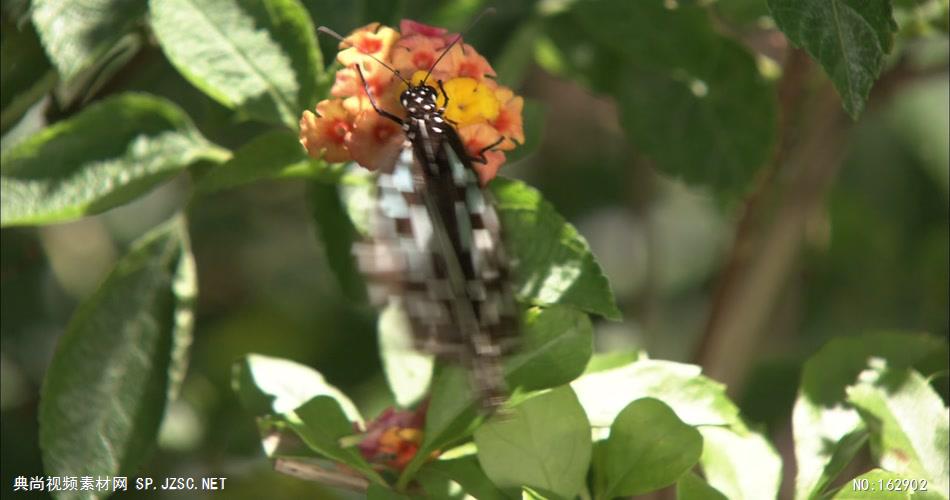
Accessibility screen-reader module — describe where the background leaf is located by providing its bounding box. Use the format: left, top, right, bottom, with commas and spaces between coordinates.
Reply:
474, 386, 592, 499
0, 20, 57, 134
149, 0, 322, 127
768, 0, 897, 117
1, 93, 228, 227
492, 177, 620, 319
547, 0, 776, 198
38, 216, 195, 497
601, 397, 702, 498
309, 180, 370, 302
194, 129, 323, 194
31, 0, 146, 82
846, 363, 950, 495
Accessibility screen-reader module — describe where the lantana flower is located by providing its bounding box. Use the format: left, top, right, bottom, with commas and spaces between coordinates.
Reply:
299, 19, 524, 186
357, 405, 434, 470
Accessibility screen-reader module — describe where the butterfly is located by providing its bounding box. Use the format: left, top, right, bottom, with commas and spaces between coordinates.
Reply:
318, 12, 520, 411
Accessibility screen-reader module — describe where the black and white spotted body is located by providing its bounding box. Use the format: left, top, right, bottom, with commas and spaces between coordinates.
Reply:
353, 80, 519, 410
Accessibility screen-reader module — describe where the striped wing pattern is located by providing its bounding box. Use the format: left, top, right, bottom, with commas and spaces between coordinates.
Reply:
353, 132, 518, 407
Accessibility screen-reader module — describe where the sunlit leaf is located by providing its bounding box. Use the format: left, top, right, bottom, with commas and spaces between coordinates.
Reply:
492, 177, 621, 320
699, 426, 782, 500
149, 0, 322, 127
232, 353, 363, 424
572, 358, 741, 435
831, 469, 929, 499
846, 363, 950, 495
31, 0, 146, 81
793, 333, 947, 500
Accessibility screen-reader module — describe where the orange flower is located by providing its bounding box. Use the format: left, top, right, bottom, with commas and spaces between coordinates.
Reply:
335, 22, 399, 72
299, 99, 353, 162
444, 43, 496, 80
490, 85, 524, 150
459, 123, 507, 186
392, 35, 452, 82
300, 19, 524, 184
347, 110, 405, 171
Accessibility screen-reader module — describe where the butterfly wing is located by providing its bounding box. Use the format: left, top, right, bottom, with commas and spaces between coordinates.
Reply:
353, 130, 518, 408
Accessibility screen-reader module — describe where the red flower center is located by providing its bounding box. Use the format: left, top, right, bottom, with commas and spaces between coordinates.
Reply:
358, 38, 382, 54
374, 123, 395, 143
330, 121, 349, 143
412, 51, 435, 70
458, 61, 480, 78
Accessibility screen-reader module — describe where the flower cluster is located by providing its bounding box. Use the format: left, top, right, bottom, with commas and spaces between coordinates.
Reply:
357, 405, 433, 470
300, 20, 524, 185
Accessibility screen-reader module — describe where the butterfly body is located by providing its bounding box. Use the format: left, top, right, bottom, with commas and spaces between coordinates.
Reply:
354, 81, 519, 410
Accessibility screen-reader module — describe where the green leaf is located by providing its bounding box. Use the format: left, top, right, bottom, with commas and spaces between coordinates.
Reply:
31, 0, 146, 82
39, 216, 196, 495
572, 358, 741, 436
601, 398, 702, 498
583, 350, 643, 375
417, 455, 510, 500
400, 304, 594, 486
194, 129, 323, 194
492, 177, 620, 320
286, 396, 386, 485
1, 93, 228, 227
831, 469, 929, 499
149, 0, 322, 127
699, 426, 782, 500
846, 363, 950, 495
677, 472, 728, 500
793, 333, 948, 500
768, 0, 897, 118
378, 302, 435, 407
232, 353, 363, 424
475, 386, 592, 499
367, 483, 415, 499
506, 305, 593, 391
1, 20, 57, 134
552, 0, 776, 198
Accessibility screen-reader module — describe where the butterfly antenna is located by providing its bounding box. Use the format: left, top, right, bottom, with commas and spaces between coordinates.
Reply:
317, 26, 410, 86
422, 7, 496, 84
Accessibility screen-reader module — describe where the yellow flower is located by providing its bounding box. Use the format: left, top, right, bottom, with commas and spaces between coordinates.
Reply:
441, 77, 500, 126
